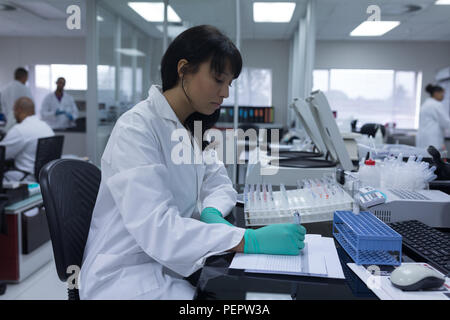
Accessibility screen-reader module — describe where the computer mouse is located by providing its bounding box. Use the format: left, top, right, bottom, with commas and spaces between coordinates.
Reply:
390, 264, 445, 291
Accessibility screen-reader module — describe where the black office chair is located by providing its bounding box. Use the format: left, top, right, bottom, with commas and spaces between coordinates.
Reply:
359, 123, 386, 138
39, 159, 101, 300
5, 135, 65, 182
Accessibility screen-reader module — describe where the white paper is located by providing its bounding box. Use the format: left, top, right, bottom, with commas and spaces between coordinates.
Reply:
230, 234, 344, 279
322, 237, 346, 279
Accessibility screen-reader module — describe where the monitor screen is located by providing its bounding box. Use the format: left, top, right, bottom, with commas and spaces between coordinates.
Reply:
306, 91, 354, 171
292, 99, 327, 154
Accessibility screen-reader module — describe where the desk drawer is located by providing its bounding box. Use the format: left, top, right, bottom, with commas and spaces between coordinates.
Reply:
21, 206, 50, 254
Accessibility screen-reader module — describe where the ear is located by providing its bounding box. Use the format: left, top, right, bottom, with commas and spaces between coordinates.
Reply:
177, 59, 189, 78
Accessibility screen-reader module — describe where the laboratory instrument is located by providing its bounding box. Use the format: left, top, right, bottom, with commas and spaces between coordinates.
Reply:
244, 178, 353, 226
368, 188, 450, 228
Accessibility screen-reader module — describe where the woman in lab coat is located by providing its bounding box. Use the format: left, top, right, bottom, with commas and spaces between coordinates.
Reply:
80, 25, 306, 300
416, 84, 450, 151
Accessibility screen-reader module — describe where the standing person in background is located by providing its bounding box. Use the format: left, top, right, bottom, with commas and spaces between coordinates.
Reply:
40, 77, 78, 130
416, 84, 450, 151
0, 67, 33, 132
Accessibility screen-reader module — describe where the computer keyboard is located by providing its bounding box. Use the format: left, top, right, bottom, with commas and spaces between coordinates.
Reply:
388, 220, 450, 276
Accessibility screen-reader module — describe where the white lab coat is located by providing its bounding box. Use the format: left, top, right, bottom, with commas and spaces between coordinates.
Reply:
0, 115, 54, 181
416, 97, 450, 151
0, 80, 33, 131
40, 92, 78, 129
79, 85, 245, 300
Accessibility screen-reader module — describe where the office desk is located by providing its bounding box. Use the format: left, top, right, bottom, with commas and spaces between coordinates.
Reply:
194, 206, 420, 300
0, 194, 53, 283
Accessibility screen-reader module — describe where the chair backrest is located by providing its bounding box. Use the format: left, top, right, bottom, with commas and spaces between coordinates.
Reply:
34, 135, 65, 183
360, 123, 386, 138
39, 159, 101, 298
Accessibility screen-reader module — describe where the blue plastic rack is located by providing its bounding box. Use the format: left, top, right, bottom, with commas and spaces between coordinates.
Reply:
333, 211, 402, 266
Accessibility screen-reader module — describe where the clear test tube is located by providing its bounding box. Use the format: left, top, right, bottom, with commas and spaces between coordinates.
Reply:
280, 184, 290, 221
268, 183, 275, 209
352, 179, 361, 215
244, 184, 249, 211
250, 184, 255, 211
256, 183, 261, 210
262, 183, 268, 209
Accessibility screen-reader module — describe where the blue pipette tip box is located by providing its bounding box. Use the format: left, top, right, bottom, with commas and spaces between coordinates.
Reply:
333, 211, 402, 266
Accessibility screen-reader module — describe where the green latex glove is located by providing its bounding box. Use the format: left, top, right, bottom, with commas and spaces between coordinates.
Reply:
244, 223, 306, 255
200, 207, 233, 226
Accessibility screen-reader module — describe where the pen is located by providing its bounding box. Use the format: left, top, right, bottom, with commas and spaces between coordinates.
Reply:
293, 210, 301, 225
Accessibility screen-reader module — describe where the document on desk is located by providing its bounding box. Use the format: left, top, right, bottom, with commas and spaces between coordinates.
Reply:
229, 234, 345, 279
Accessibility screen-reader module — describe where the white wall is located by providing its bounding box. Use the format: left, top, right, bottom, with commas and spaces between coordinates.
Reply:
0, 36, 85, 88
315, 40, 450, 104
240, 39, 290, 126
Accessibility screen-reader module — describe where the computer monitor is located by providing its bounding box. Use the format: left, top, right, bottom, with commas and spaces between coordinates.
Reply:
292, 99, 327, 154
306, 90, 354, 171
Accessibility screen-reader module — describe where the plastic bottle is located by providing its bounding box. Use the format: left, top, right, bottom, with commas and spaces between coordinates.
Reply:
374, 126, 383, 146
359, 159, 380, 188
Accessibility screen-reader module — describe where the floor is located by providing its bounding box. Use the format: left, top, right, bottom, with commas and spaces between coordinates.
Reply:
0, 259, 67, 300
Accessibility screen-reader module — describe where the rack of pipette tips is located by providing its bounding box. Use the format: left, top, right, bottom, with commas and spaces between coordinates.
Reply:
243, 178, 354, 226
333, 210, 402, 266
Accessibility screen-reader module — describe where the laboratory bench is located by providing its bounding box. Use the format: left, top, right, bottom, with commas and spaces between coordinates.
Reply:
0, 193, 52, 283
193, 205, 446, 300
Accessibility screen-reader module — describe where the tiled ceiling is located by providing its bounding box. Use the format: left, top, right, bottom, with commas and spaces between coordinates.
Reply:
0, 0, 449, 41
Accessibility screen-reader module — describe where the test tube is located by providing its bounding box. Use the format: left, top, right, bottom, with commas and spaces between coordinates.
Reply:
244, 184, 249, 210
352, 179, 361, 215
256, 183, 261, 210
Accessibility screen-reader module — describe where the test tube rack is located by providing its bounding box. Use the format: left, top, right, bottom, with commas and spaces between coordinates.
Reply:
333, 211, 402, 266
244, 183, 354, 226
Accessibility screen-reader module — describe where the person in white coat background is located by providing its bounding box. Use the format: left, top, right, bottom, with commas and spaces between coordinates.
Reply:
80, 25, 306, 300
0, 97, 54, 181
416, 84, 450, 151
0, 67, 33, 132
40, 77, 78, 130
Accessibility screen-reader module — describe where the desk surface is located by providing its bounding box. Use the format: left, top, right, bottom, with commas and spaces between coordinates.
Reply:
194, 206, 422, 300
4, 194, 42, 214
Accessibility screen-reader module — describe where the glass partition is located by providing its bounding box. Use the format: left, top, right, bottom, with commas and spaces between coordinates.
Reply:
94, 3, 153, 164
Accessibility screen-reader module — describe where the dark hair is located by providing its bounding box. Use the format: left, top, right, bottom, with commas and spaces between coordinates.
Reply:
160, 25, 242, 149
425, 84, 444, 97
14, 67, 28, 80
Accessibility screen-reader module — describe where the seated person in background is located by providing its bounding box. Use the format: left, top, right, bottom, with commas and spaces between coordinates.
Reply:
40, 77, 78, 130
0, 97, 54, 182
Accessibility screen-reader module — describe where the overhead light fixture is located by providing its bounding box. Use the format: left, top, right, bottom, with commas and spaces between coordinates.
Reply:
350, 21, 400, 36
128, 2, 181, 22
435, 0, 450, 4
253, 2, 296, 23
115, 48, 146, 57
97, 15, 104, 22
